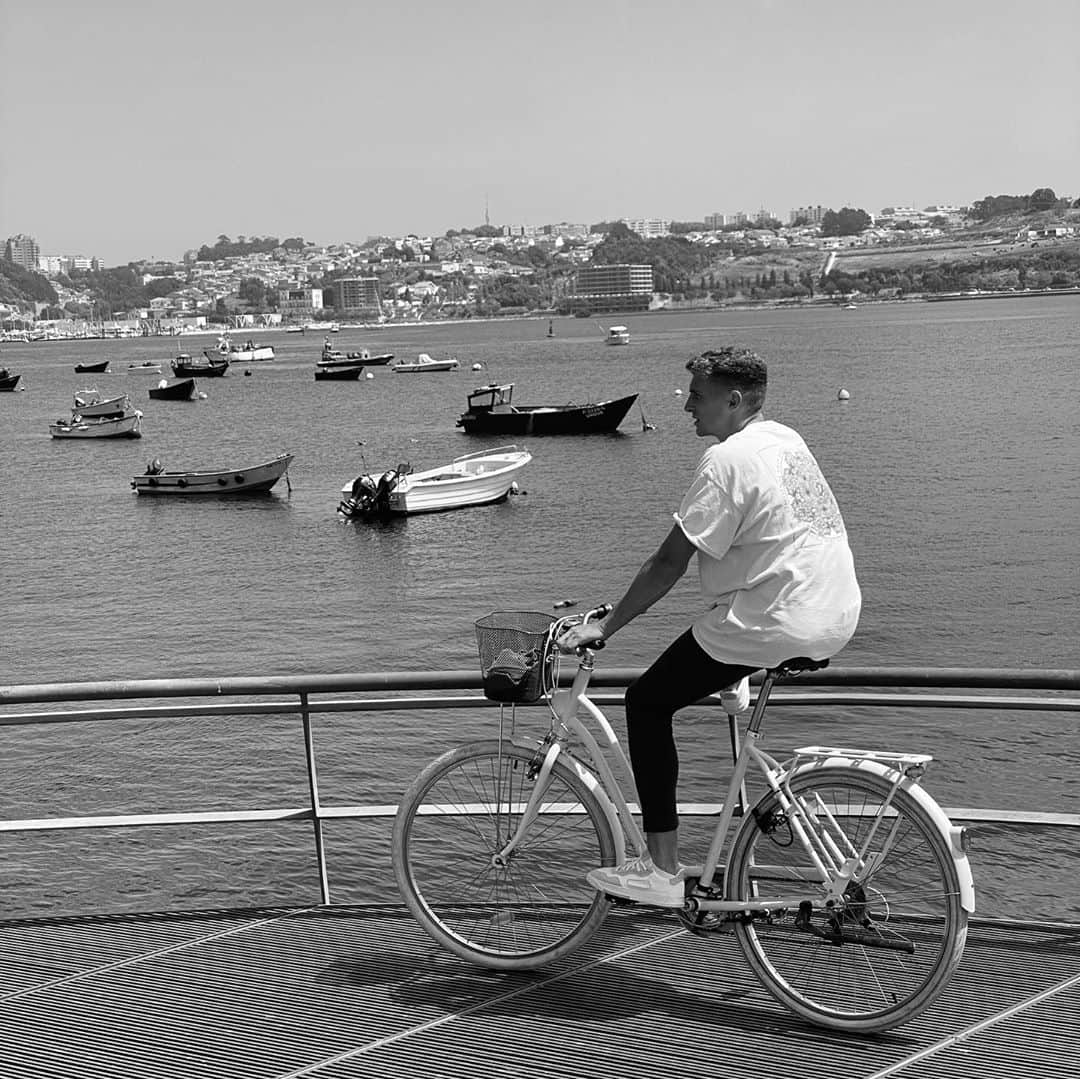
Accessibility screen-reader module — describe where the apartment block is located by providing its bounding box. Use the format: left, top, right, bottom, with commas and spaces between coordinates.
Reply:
278, 286, 324, 321
572, 263, 653, 313
620, 218, 670, 239
333, 277, 382, 316
790, 205, 828, 225
5, 233, 40, 271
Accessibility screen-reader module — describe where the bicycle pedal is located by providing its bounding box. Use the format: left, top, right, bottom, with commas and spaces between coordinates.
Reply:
677, 909, 734, 935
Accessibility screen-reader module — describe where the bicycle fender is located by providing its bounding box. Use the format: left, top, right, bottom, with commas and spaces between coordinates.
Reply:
789, 756, 976, 914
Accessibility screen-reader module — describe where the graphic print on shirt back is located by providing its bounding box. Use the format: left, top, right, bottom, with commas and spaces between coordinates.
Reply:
779, 450, 844, 536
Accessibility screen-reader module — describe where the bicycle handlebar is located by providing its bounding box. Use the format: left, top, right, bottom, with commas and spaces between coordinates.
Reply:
551, 603, 613, 652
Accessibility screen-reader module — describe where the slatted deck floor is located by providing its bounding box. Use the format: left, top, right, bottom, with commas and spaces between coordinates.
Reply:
0, 905, 1076, 1079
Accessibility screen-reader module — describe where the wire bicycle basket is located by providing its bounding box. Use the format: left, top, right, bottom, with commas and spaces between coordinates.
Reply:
474, 611, 554, 703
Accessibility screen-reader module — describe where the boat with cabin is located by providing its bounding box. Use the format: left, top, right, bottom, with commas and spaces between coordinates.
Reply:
0, 366, 22, 391
219, 336, 275, 362
456, 383, 638, 436
392, 353, 459, 374
320, 341, 394, 367
173, 353, 229, 377
338, 445, 531, 517
605, 325, 631, 345
131, 453, 293, 496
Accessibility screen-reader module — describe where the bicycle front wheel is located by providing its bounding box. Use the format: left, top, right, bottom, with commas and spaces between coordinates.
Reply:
728, 766, 968, 1032
392, 739, 617, 970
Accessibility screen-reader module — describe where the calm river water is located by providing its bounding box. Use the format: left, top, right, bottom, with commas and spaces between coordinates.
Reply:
1, 299, 1077, 920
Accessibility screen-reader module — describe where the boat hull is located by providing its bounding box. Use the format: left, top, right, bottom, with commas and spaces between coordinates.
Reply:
315, 363, 366, 380
73, 391, 132, 418
131, 454, 293, 495
74, 361, 110, 374
148, 378, 197, 401
51, 413, 142, 439
0, 374, 21, 391
457, 393, 638, 435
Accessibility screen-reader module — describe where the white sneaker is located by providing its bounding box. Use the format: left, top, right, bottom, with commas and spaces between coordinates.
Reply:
719, 676, 750, 715
586, 857, 684, 908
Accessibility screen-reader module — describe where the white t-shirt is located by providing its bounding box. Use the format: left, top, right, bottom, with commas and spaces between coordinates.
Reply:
673, 419, 861, 667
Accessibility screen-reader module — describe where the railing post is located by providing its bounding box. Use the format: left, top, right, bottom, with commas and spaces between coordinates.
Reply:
300, 691, 330, 905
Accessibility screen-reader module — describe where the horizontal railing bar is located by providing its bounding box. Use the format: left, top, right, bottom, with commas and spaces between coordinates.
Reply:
0, 808, 318, 831
1, 691, 1078, 728
3, 803, 1076, 834
2, 666, 1079, 706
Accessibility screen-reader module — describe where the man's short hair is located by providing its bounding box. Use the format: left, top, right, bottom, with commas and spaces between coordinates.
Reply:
686, 346, 767, 410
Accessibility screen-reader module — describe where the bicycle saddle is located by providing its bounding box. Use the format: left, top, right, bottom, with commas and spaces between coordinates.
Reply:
770, 656, 830, 676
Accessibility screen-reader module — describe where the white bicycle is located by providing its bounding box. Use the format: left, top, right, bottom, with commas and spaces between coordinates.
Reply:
392, 606, 975, 1032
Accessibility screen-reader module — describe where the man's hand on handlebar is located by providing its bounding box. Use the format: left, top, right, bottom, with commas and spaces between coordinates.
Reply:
556, 621, 606, 653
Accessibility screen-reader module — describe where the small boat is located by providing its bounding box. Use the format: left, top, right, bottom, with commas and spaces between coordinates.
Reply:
128, 361, 162, 373
315, 360, 366, 381
219, 336, 274, 362
456, 383, 638, 436
73, 389, 132, 418
148, 377, 197, 401
605, 325, 631, 345
173, 353, 229, 377
285, 325, 305, 334
321, 342, 393, 366
131, 453, 293, 496
0, 367, 21, 391
339, 445, 531, 518
843, 302, 857, 310
74, 360, 110, 374
50, 410, 142, 439
392, 353, 459, 374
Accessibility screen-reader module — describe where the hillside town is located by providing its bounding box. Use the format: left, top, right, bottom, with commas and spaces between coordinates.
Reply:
2, 193, 1078, 339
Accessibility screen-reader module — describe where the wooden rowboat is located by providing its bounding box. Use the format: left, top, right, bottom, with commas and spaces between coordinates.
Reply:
131, 453, 293, 495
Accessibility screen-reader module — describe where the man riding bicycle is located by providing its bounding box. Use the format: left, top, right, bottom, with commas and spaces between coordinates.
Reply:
557, 346, 862, 907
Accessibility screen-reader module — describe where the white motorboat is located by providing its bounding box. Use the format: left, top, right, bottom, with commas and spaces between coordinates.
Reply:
50, 410, 142, 439
339, 445, 531, 517
392, 353, 459, 374
605, 325, 630, 345
131, 453, 293, 495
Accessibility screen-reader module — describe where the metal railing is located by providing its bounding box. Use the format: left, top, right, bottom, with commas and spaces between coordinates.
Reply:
2, 666, 1078, 905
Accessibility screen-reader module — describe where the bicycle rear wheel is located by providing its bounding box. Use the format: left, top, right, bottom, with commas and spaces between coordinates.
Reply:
728, 766, 968, 1032
392, 739, 617, 970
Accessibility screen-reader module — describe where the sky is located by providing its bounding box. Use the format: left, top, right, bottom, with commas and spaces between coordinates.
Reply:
2, 0, 1078, 267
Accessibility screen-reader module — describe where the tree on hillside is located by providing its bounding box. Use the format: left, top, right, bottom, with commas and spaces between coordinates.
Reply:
1029, 187, 1058, 212
971, 194, 1028, 220
237, 277, 267, 308
821, 207, 872, 236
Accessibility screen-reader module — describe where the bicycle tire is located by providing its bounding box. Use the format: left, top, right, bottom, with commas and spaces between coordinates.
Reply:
727, 765, 968, 1032
392, 739, 617, 970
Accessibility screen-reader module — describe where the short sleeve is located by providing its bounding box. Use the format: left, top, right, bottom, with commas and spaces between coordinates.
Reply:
674, 461, 738, 560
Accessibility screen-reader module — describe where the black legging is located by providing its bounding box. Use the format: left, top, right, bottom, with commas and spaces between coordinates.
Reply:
624, 629, 756, 833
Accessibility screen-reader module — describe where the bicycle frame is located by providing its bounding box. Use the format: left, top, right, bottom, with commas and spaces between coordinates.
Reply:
496, 637, 975, 917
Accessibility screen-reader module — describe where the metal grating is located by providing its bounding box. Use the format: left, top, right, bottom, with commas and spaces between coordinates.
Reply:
0, 907, 1076, 1079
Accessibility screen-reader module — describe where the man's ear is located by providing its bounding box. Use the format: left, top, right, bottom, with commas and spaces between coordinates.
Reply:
728, 389, 743, 408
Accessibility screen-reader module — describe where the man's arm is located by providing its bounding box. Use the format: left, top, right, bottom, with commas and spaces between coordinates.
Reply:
558, 525, 695, 649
